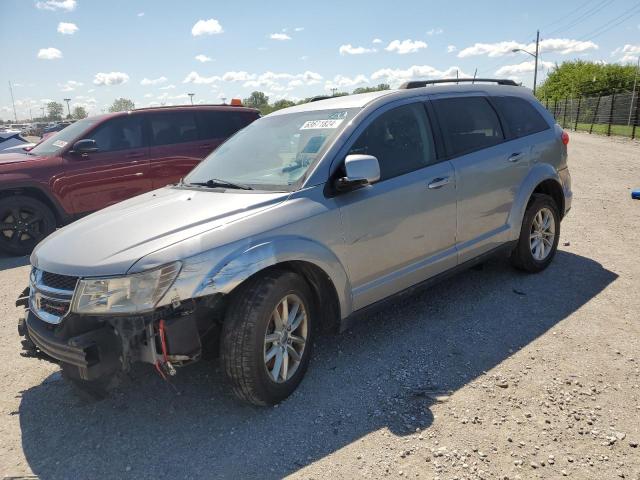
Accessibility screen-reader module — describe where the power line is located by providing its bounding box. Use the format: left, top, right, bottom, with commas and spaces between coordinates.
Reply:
546, 0, 615, 37
577, 3, 640, 41
537, 0, 600, 31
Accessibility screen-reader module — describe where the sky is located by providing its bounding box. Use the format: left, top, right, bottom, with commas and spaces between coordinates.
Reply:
1, 0, 639, 121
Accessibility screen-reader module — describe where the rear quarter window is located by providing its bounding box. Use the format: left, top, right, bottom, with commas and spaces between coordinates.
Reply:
492, 96, 550, 139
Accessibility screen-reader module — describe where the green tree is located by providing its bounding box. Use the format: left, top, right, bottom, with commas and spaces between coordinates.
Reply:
109, 98, 135, 112
536, 60, 638, 100
270, 99, 296, 112
72, 106, 88, 119
352, 83, 390, 94
47, 101, 64, 121
243, 91, 270, 114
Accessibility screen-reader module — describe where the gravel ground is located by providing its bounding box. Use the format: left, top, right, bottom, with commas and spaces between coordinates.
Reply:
1, 132, 639, 480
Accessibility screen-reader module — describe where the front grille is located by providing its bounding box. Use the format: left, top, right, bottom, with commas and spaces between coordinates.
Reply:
42, 271, 78, 291
30, 268, 76, 325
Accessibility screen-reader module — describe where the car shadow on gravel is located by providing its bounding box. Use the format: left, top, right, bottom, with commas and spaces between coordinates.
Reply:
0, 253, 30, 271
17, 250, 617, 480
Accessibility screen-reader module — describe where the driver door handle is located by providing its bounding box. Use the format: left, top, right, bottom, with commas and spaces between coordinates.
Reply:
508, 152, 524, 163
427, 177, 450, 189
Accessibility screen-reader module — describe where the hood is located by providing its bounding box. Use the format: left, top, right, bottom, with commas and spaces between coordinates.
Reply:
32, 186, 290, 277
0, 152, 43, 165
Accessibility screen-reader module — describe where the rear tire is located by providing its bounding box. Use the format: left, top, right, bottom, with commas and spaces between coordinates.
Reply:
0, 195, 56, 256
511, 193, 560, 273
220, 270, 314, 406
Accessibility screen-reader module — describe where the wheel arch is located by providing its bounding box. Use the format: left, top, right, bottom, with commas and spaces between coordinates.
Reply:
509, 164, 564, 242
192, 237, 353, 327
0, 186, 67, 225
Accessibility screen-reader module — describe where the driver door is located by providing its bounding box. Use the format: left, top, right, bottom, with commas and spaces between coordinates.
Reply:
334, 101, 458, 310
59, 115, 151, 214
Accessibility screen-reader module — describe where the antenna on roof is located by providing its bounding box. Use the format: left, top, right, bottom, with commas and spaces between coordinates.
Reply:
456, 69, 459, 84
472, 68, 477, 84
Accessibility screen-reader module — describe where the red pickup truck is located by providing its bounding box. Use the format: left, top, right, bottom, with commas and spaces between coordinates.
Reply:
0, 104, 259, 255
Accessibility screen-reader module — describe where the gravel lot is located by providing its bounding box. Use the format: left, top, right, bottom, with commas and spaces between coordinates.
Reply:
1, 132, 639, 480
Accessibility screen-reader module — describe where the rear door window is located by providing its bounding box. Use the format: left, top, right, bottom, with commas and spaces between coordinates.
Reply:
196, 111, 254, 140
149, 112, 199, 146
432, 97, 504, 157
87, 116, 144, 152
491, 96, 549, 139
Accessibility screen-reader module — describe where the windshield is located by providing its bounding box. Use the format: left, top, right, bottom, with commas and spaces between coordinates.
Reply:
29, 117, 101, 156
184, 108, 359, 190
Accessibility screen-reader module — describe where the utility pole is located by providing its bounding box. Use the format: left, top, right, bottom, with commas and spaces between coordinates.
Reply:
8, 81, 18, 122
41, 105, 45, 120
63, 98, 71, 118
188, 93, 195, 105
533, 30, 540, 96
330, 88, 338, 97
628, 57, 639, 126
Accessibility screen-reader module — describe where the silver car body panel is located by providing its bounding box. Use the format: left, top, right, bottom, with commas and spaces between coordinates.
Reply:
30, 84, 571, 323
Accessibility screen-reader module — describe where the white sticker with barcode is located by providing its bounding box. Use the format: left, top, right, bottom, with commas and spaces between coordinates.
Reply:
52, 140, 68, 148
300, 119, 344, 130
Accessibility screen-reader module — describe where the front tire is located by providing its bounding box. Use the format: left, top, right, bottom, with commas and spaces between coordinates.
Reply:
221, 270, 314, 406
61, 363, 122, 401
0, 195, 56, 256
511, 193, 560, 273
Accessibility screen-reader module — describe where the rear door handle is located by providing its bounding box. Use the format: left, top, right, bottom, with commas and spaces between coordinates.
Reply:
508, 152, 524, 163
427, 177, 450, 189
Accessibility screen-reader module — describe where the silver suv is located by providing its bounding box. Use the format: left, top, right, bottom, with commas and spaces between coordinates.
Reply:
18, 79, 572, 405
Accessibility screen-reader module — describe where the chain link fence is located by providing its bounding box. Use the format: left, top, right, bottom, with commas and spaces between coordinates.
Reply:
542, 91, 639, 139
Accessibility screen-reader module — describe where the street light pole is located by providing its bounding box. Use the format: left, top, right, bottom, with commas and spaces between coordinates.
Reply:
188, 93, 195, 105
63, 98, 71, 118
512, 29, 540, 95
533, 30, 540, 96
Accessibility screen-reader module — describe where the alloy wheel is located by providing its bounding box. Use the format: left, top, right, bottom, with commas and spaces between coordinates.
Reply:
529, 207, 555, 261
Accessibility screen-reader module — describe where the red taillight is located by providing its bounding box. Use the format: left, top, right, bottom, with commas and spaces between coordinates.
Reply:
561, 130, 569, 145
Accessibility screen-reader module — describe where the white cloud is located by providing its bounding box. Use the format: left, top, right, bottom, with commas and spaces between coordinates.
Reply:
371, 65, 468, 87
496, 60, 555, 76
93, 72, 130, 86
137, 12, 144, 17
37, 47, 62, 60
183, 71, 220, 84
339, 44, 376, 55
427, 28, 444, 36
300, 55, 309, 61
294, 27, 304, 32
458, 38, 598, 58
195, 54, 213, 63
270, 33, 292, 41
325, 74, 369, 90
36, 0, 76, 11
140, 76, 168, 86
59, 80, 83, 92
223, 71, 256, 82
372, 38, 383, 44
385, 39, 428, 55
144, 93, 154, 98
159, 84, 176, 90
447, 45, 457, 53
242, 71, 322, 92
612, 44, 640, 63
191, 19, 223, 36
57, 22, 78, 35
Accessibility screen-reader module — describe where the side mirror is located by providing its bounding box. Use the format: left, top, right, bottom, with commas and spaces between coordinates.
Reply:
72, 139, 98, 155
335, 154, 380, 192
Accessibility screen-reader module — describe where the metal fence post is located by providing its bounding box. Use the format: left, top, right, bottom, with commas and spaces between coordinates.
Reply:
633, 94, 639, 140
574, 97, 582, 131
607, 93, 615, 136
553, 99, 558, 122
590, 95, 601, 134
562, 97, 569, 128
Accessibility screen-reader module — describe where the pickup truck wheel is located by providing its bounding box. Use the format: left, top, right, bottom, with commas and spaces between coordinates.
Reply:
221, 270, 314, 406
511, 193, 560, 273
61, 364, 121, 401
0, 196, 56, 256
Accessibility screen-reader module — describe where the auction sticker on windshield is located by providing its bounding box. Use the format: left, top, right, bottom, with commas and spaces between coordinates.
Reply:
52, 140, 68, 148
300, 119, 344, 130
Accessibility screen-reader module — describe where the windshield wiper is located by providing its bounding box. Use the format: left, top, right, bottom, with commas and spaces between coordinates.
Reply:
186, 178, 253, 190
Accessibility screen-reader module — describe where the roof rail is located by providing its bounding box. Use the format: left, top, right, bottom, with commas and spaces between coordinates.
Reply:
309, 95, 332, 102
399, 78, 519, 89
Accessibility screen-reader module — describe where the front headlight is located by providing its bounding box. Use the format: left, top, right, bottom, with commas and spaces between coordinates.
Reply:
72, 262, 181, 315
